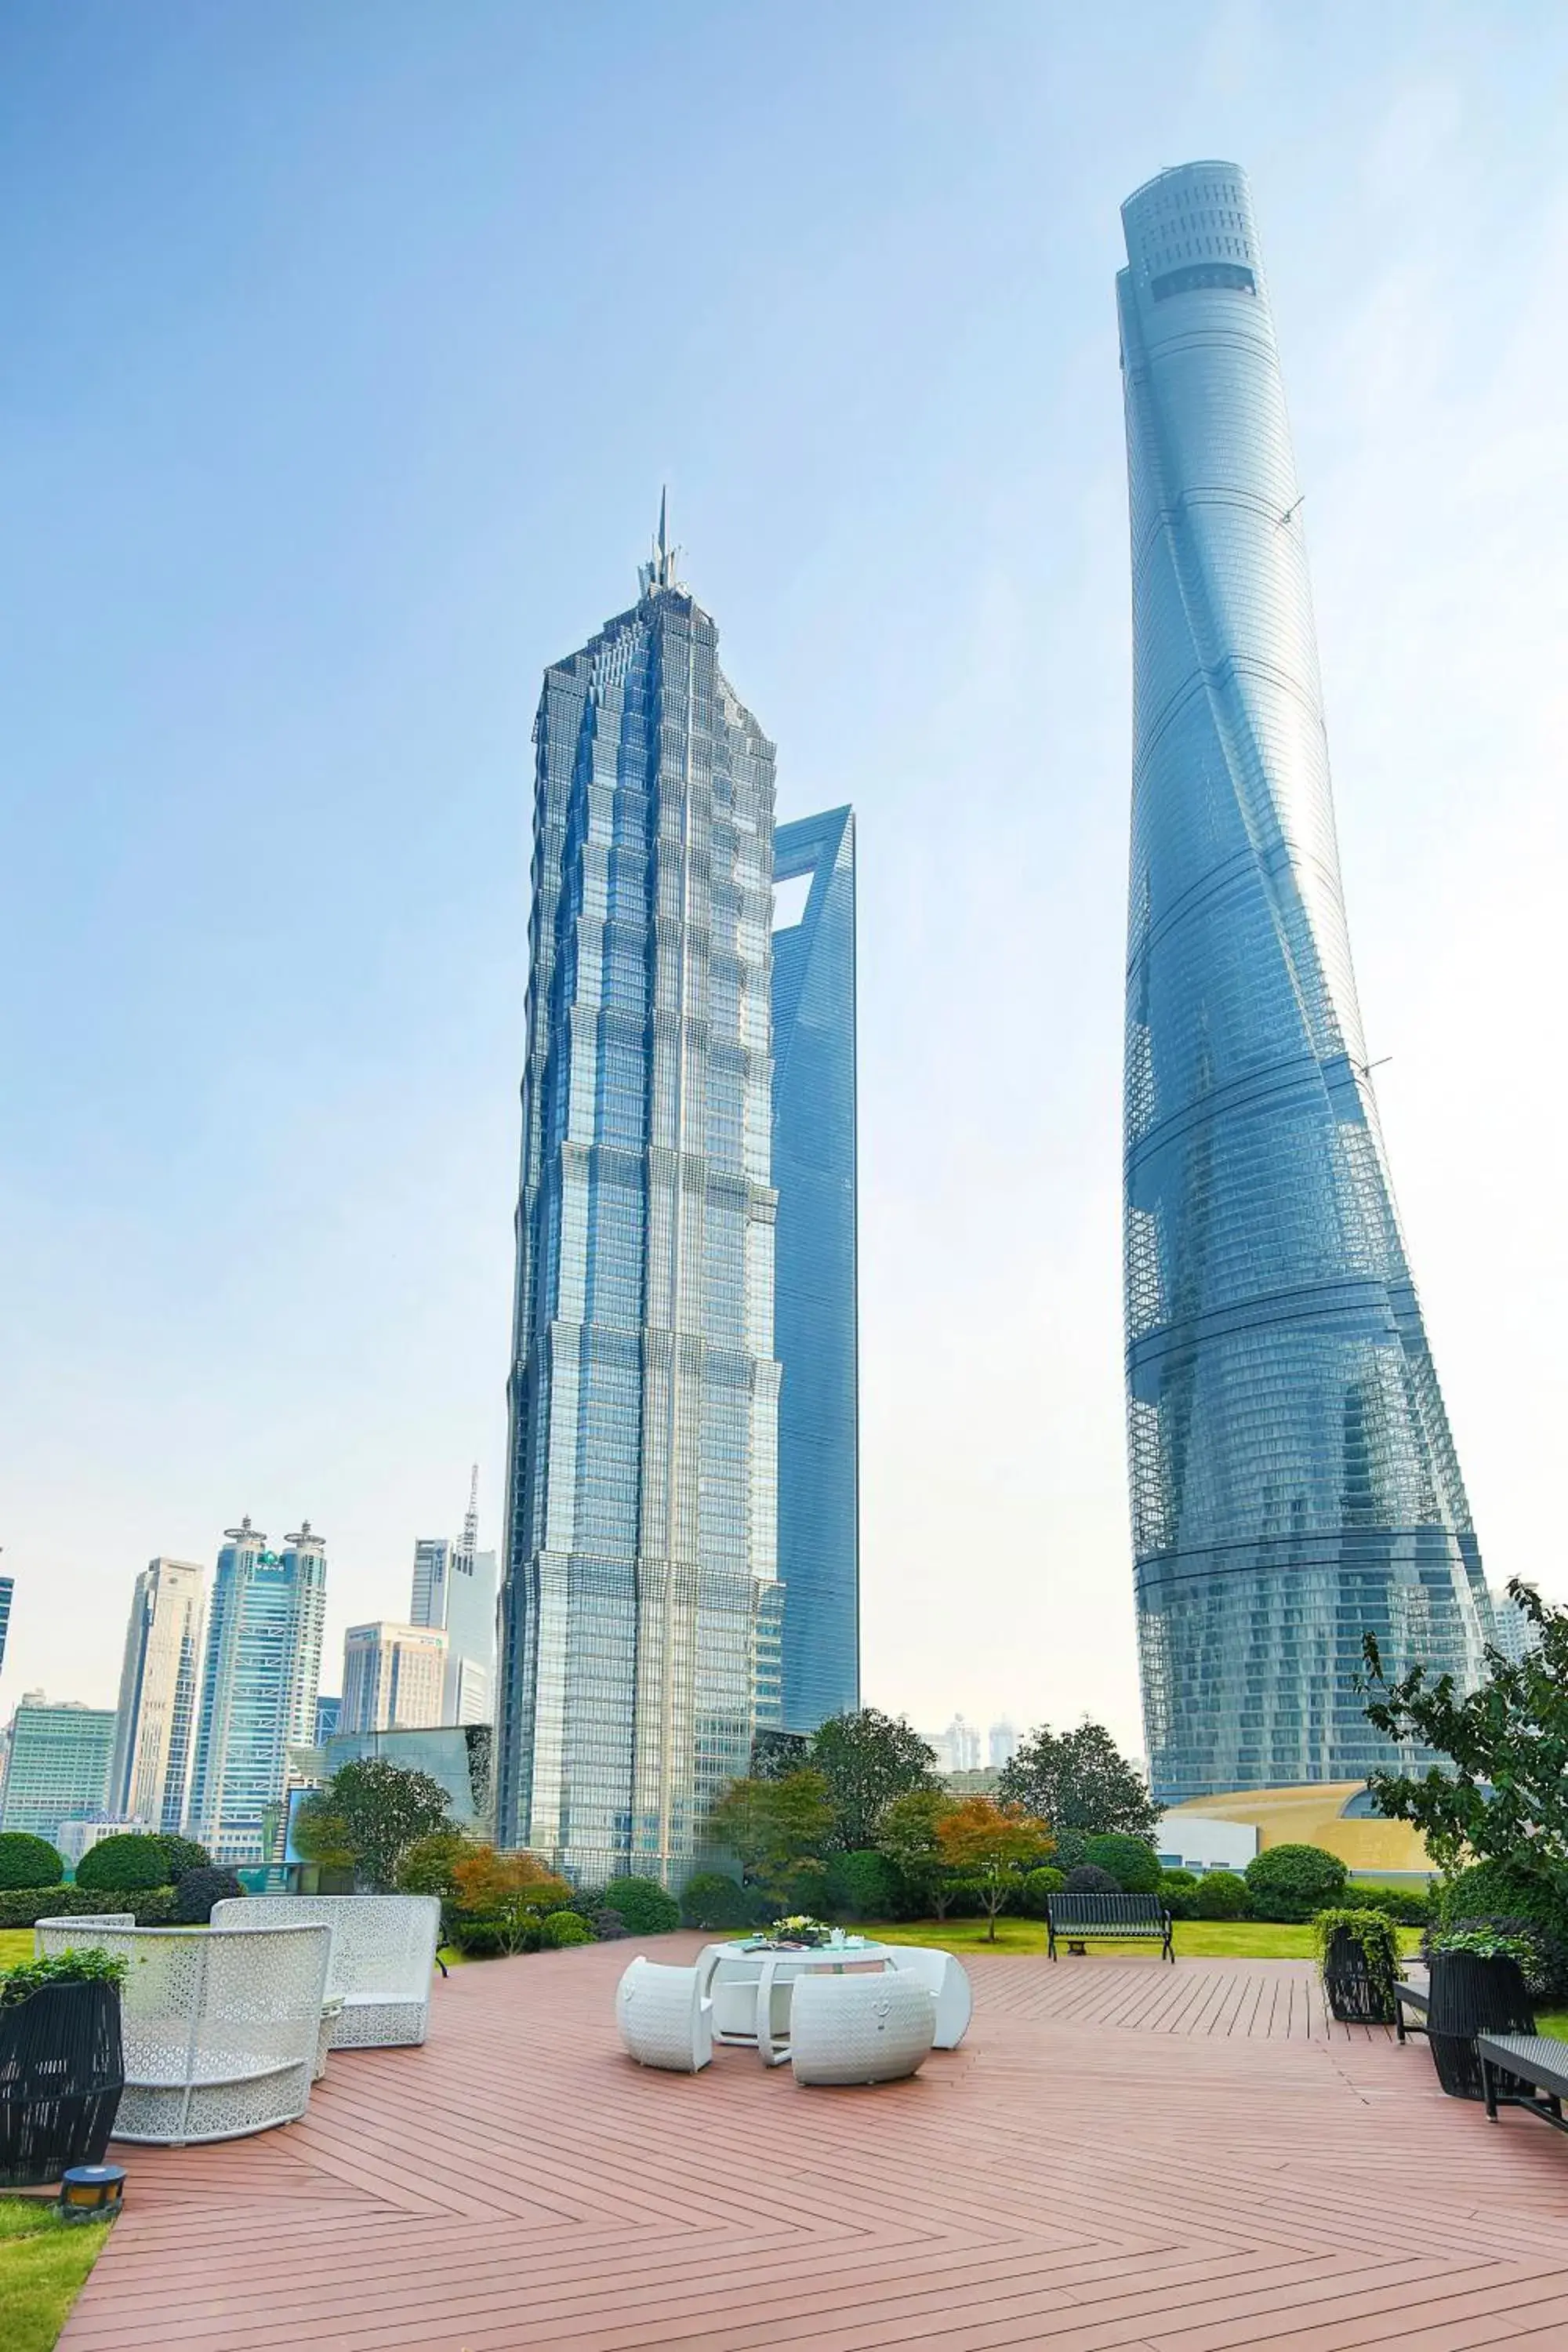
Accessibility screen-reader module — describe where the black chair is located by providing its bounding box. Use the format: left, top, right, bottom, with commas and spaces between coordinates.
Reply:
0, 1983, 125, 2188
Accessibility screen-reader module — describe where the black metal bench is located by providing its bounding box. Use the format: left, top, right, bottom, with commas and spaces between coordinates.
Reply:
1477, 2034, 1568, 2136
1046, 1893, 1174, 1963
1394, 1980, 1429, 2043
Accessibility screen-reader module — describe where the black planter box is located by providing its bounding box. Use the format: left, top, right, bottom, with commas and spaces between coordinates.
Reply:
1427, 1949, 1535, 2101
0, 1981, 125, 2188
1322, 1927, 1397, 2025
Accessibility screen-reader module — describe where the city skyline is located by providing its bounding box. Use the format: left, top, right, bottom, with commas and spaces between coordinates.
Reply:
4, 8, 1565, 1759
1116, 163, 1493, 1802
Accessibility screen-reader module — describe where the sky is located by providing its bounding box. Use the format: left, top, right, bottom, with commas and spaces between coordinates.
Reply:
2, 1, 1566, 1762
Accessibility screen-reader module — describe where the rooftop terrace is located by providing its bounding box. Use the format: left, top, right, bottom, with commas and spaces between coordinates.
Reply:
60, 1935, 1568, 2351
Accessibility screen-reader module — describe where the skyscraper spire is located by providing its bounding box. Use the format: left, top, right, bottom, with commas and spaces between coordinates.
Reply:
461, 1464, 479, 1565
638, 488, 681, 596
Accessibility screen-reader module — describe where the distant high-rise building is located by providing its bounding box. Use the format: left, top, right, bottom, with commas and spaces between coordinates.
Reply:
314, 1693, 342, 1744
187, 1519, 327, 1862
0, 1694, 116, 1842
340, 1621, 447, 1734
109, 1556, 206, 1833
926, 1714, 982, 1776
0, 1573, 13, 1679
771, 808, 859, 1733
409, 1470, 498, 1725
988, 1720, 1018, 1769
1490, 1589, 1544, 1669
1116, 162, 1491, 1802
499, 508, 782, 1886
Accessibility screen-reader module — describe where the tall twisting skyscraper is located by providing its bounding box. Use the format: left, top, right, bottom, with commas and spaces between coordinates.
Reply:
1116, 164, 1490, 1802
499, 507, 781, 1886
771, 806, 859, 1731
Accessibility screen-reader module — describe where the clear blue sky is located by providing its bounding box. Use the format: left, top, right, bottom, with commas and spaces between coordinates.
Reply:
3, 2, 1565, 1753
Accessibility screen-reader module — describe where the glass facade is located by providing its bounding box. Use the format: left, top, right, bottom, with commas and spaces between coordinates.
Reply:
186, 1518, 327, 1862
498, 524, 781, 1887
0, 1577, 11, 1679
0, 1699, 116, 1842
771, 807, 860, 1731
1117, 163, 1491, 1803
409, 1534, 498, 1725
109, 1555, 207, 1833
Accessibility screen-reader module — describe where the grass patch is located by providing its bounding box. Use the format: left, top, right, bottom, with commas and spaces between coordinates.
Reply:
0, 1932, 36, 1971
863, 1918, 1423, 1960
0, 2199, 108, 2352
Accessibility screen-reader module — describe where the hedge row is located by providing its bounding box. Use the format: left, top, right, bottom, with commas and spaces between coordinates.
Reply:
0, 1882, 180, 1929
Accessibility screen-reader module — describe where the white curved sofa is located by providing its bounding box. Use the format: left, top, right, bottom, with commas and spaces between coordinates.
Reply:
34, 1920, 332, 2144
211, 1895, 441, 2049
788, 1971, 935, 2088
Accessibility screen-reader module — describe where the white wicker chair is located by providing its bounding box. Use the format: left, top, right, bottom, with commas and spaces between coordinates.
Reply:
33, 1915, 136, 1939
788, 1971, 935, 2087
615, 1958, 713, 2073
888, 1947, 973, 2049
210, 1895, 440, 2049
34, 1921, 332, 2144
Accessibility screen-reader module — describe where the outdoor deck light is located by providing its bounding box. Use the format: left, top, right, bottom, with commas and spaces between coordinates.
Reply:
57, 2164, 126, 2223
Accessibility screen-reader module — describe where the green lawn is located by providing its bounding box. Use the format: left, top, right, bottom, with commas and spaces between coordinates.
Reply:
0, 2200, 107, 2352
0, 1932, 34, 1971
864, 1917, 1424, 1960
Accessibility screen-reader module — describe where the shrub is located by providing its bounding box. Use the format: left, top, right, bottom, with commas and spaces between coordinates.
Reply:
602, 1876, 680, 1935
76, 1833, 172, 1892
1081, 1833, 1163, 1894
1435, 1861, 1568, 1998
172, 1867, 245, 1925
131, 1888, 176, 1926
1, 1947, 128, 2005
0, 1834, 64, 1891
593, 1908, 629, 1940
0, 1881, 174, 1929
1159, 1870, 1199, 1919
540, 1909, 594, 1948
1062, 1864, 1120, 1895
1347, 1882, 1432, 1927
1022, 1867, 1066, 1918
681, 1871, 755, 1931
448, 1915, 515, 1958
394, 1829, 474, 1901
1314, 1907, 1402, 2013
148, 1834, 209, 1884
1243, 1843, 1348, 1923
1192, 1870, 1250, 1919
823, 1849, 902, 1922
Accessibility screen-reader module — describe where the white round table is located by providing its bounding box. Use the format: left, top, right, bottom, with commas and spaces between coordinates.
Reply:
696, 1939, 899, 2066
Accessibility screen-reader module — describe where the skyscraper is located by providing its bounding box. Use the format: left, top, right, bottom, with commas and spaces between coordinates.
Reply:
340, 1621, 448, 1733
498, 507, 781, 1886
0, 1695, 115, 1842
109, 1555, 207, 1833
0, 1573, 12, 1679
1116, 163, 1491, 1803
187, 1519, 326, 1861
409, 1471, 498, 1725
771, 807, 860, 1732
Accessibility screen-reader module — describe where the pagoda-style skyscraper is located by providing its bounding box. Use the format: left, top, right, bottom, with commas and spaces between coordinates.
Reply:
498, 507, 782, 1885
1116, 164, 1491, 1802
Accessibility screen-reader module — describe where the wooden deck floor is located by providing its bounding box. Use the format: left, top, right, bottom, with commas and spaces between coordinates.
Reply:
61, 1936, 1568, 2352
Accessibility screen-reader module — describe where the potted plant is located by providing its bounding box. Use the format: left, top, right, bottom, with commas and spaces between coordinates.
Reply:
1314, 1907, 1401, 2024
0, 1948, 127, 2188
1425, 1928, 1536, 2099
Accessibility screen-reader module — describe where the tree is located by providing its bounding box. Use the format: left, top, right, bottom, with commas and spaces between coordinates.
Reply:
877, 1788, 960, 1919
394, 1829, 476, 1901
451, 1846, 572, 1955
935, 1796, 1054, 1941
706, 1769, 834, 1905
807, 1711, 940, 1851
1363, 1584, 1568, 1893
293, 1759, 455, 1891
996, 1719, 1158, 1839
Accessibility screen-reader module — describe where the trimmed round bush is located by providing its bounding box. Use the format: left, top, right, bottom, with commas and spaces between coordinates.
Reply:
1243, 1842, 1348, 1923
1082, 1834, 1163, 1895
824, 1849, 901, 1923
0, 1833, 64, 1891
76, 1832, 172, 1892
1022, 1867, 1066, 1918
1192, 1870, 1250, 1920
602, 1875, 680, 1935
1159, 1870, 1199, 1919
1062, 1864, 1120, 1895
149, 1834, 209, 1884
172, 1866, 245, 1925
540, 1909, 594, 1948
1438, 1860, 1568, 1997
681, 1871, 755, 1931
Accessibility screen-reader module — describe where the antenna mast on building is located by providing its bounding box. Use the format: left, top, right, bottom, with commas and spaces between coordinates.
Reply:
460, 1465, 479, 1566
